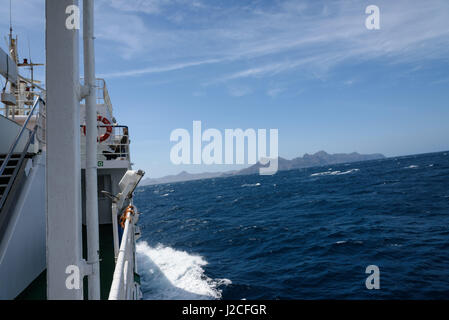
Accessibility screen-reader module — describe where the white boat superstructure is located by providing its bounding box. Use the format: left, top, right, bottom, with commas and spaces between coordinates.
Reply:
0, 0, 145, 300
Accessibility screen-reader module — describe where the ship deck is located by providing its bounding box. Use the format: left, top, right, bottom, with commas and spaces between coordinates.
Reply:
16, 224, 116, 300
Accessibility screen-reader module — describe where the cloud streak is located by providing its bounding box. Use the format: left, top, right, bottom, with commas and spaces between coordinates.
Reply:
98, 58, 220, 78
2, 0, 448, 84
85, 0, 449, 84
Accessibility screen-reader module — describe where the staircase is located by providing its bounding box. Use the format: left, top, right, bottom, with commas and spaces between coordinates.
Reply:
0, 154, 22, 211
0, 96, 46, 299
0, 151, 46, 300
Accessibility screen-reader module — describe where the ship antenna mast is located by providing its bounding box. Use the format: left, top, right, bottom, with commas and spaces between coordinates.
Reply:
9, 0, 13, 46
9, 0, 12, 36
8, 0, 17, 64
3, 0, 12, 94
28, 36, 34, 90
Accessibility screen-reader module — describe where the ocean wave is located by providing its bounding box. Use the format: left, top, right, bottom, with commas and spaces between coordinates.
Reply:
338, 169, 360, 175
134, 151, 449, 299
334, 240, 363, 245
241, 183, 261, 187
404, 165, 419, 169
136, 241, 231, 300
310, 169, 359, 177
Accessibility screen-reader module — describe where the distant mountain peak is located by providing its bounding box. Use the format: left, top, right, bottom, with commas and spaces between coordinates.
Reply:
140, 151, 386, 186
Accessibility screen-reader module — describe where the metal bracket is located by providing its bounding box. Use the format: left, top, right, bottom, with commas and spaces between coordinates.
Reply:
101, 190, 119, 201
80, 84, 90, 100
80, 258, 102, 277
80, 259, 92, 276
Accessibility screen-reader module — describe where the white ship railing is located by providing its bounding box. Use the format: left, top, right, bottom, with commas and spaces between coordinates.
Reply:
1, 91, 41, 115
108, 206, 138, 300
80, 125, 131, 163
79, 78, 113, 116
95, 78, 113, 116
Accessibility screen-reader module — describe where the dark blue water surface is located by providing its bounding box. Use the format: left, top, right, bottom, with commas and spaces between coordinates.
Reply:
134, 151, 449, 299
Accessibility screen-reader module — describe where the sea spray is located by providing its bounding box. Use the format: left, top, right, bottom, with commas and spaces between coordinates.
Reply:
136, 241, 231, 300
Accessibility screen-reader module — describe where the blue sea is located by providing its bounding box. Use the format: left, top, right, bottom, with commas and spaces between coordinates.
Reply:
134, 151, 449, 299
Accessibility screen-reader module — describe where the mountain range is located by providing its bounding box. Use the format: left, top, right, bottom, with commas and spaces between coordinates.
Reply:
140, 151, 385, 186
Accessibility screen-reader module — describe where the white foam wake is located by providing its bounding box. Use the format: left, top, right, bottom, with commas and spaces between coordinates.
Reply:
310, 169, 359, 177
136, 241, 231, 300
241, 183, 261, 187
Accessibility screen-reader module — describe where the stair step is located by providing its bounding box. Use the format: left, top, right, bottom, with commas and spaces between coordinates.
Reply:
1, 167, 15, 174
0, 159, 18, 164
0, 154, 21, 158
0, 178, 12, 185
0, 160, 17, 167
0, 184, 8, 188
0, 153, 34, 159
1, 166, 16, 173
0, 178, 10, 185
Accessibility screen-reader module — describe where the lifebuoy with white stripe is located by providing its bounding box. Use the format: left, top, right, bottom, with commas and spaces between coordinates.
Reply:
82, 115, 112, 142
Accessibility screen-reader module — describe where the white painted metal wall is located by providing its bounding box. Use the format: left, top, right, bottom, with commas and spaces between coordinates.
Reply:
0, 47, 18, 85
0, 116, 32, 154
0, 154, 46, 299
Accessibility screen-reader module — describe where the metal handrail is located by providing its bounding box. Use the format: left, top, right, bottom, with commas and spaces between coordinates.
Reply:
0, 96, 44, 178
100, 79, 113, 116
109, 208, 135, 300
80, 78, 113, 117
0, 128, 37, 211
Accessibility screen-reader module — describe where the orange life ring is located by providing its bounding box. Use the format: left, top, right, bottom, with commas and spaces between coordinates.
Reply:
82, 115, 112, 142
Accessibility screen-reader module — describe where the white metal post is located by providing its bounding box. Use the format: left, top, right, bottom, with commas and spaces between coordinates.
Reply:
112, 202, 120, 259
83, 0, 101, 300
46, 0, 84, 300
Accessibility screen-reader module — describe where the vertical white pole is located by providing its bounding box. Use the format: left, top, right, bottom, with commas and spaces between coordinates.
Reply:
111, 202, 120, 259
46, 0, 83, 299
83, 0, 101, 300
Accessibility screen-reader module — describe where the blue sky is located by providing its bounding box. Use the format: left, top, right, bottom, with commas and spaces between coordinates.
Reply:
1, 0, 449, 178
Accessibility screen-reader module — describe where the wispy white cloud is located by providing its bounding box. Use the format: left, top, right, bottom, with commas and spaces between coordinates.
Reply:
0, 0, 44, 30
267, 87, 286, 98
96, 0, 449, 83
108, 0, 169, 15
192, 90, 205, 97
216, 57, 322, 83
227, 85, 253, 97
98, 58, 220, 78
0, 0, 45, 81
6, 0, 434, 85
105, 0, 206, 15
95, 11, 151, 60
3, 0, 449, 82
